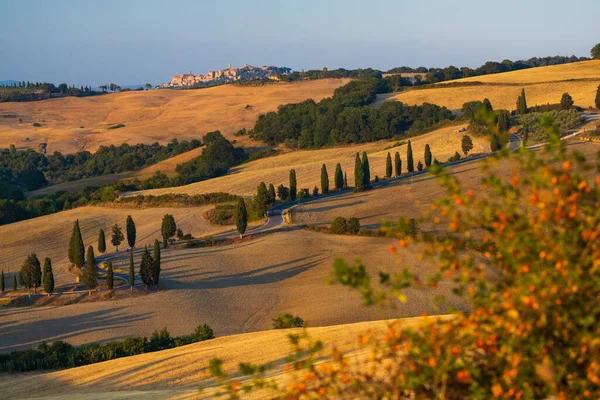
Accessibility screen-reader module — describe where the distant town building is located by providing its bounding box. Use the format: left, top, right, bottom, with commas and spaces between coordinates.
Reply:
161, 64, 291, 88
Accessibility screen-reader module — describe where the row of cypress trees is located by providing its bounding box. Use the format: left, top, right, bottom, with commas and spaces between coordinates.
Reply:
4, 254, 55, 296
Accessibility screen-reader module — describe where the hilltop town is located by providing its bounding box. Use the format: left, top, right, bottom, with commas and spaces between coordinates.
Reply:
161, 64, 291, 88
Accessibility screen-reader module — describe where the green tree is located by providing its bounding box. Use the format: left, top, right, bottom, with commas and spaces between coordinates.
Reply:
321, 164, 329, 194
12, 275, 17, 291
276, 184, 289, 201
354, 153, 364, 190
161, 214, 176, 248
98, 229, 106, 253
289, 169, 297, 201
0, 270, 4, 292
234, 198, 248, 238
106, 261, 114, 291
591, 42, 600, 59
334, 163, 344, 190
461, 135, 473, 156
254, 182, 271, 217
560, 92, 574, 110
497, 110, 510, 132
385, 152, 392, 177
330, 217, 348, 234
424, 144, 432, 167
129, 248, 135, 290
344, 172, 348, 188
361, 152, 370, 187
268, 183, 276, 203
126, 215, 136, 248
490, 134, 501, 152
20, 253, 42, 295
596, 85, 600, 109
68, 219, 85, 268
417, 160, 424, 171
153, 239, 161, 285
518, 88, 528, 115
482, 98, 493, 112
394, 152, 401, 176
42, 257, 54, 296
139, 246, 154, 286
111, 224, 124, 251
82, 246, 98, 294
406, 140, 414, 173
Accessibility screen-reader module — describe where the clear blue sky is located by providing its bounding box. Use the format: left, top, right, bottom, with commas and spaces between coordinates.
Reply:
0, 0, 597, 86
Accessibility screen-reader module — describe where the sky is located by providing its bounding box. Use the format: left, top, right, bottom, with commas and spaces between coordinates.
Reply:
0, 0, 598, 86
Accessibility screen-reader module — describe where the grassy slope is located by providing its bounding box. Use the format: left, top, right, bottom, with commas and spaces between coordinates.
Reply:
0, 79, 349, 154
125, 123, 489, 198
384, 60, 600, 111
0, 317, 444, 399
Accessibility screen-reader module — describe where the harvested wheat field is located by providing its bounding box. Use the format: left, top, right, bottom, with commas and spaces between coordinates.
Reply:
384, 61, 600, 111
0, 229, 466, 353
0, 205, 240, 290
127, 124, 489, 198
0, 79, 349, 154
0, 316, 445, 399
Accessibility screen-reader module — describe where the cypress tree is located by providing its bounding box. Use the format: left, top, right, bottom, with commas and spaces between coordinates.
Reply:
385, 152, 392, 177
334, 163, 343, 190
126, 215, 136, 249
344, 172, 348, 188
595, 85, 600, 109
407, 140, 414, 173
483, 98, 493, 112
362, 152, 370, 187
0, 270, 4, 292
129, 248, 135, 290
42, 257, 54, 296
98, 229, 106, 253
321, 164, 329, 194
160, 214, 176, 248
560, 92, 574, 110
490, 134, 501, 152
153, 239, 161, 285
139, 246, 154, 286
234, 198, 248, 238
518, 88, 528, 115
417, 160, 424, 171
289, 169, 297, 201
83, 246, 98, 294
354, 153, 364, 190
268, 183, 276, 203
12, 274, 17, 291
69, 219, 85, 268
106, 261, 114, 291
394, 152, 401, 176
424, 144, 432, 167
254, 182, 271, 217
111, 224, 124, 251
20, 253, 42, 295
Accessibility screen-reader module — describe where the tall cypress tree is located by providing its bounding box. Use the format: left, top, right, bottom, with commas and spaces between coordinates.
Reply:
126, 215, 136, 249
42, 257, 54, 296
0, 270, 4, 292
69, 219, 85, 268
362, 152, 370, 187
394, 152, 401, 176
234, 198, 248, 238
321, 164, 329, 194
344, 172, 348, 188
255, 182, 271, 217
98, 229, 106, 254
153, 239, 161, 285
20, 253, 42, 295
83, 246, 98, 294
139, 246, 154, 286
268, 183, 276, 203
385, 152, 392, 177
334, 163, 344, 190
160, 215, 176, 248
407, 140, 414, 173
595, 84, 600, 109
12, 274, 17, 291
518, 88, 528, 115
354, 153, 364, 190
289, 169, 297, 201
129, 248, 135, 290
424, 144, 432, 167
106, 261, 114, 291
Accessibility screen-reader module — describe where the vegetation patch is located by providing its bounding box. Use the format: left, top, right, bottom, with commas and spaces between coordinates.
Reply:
106, 123, 125, 130
520, 109, 583, 143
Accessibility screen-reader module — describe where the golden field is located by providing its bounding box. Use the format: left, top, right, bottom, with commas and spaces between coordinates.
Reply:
386, 60, 600, 111
0, 79, 349, 154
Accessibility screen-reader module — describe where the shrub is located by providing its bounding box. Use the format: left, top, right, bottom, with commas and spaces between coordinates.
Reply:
347, 217, 360, 234
272, 313, 304, 329
330, 217, 348, 234
448, 151, 461, 162
32, 122, 41, 127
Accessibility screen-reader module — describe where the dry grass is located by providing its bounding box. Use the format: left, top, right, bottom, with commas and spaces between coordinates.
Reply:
126, 124, 489, 198
0, 79, 349, 154
0, 317, 442, 399
386, 61, 600, 111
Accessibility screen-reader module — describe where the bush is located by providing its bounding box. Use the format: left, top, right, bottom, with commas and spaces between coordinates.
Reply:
448, 151, 461, 162
347, 217, 360, 234
272, 313, 304, 329
330, 217, 348, 234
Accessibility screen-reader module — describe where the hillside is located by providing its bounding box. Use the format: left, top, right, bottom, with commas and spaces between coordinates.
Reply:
125, 124, 489, 198
0, 79, 349, 154
0, 317, 442, 399
383, 60, 600, 111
